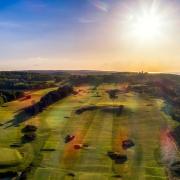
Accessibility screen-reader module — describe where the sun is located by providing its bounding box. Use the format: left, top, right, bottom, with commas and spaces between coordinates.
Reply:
132, 12, 162, 40
133, 13, 162, 39
124, 3, 167, 43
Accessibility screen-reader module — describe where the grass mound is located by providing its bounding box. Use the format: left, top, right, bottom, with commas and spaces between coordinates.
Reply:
0, 148, 23, 167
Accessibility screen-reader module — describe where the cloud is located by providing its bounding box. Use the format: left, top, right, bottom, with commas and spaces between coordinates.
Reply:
90, 0, 109, 12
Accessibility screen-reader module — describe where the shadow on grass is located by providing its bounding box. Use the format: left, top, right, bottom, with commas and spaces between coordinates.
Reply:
0, 172, 17, 179
3, 111, 33, 128
4, 85, 74, 128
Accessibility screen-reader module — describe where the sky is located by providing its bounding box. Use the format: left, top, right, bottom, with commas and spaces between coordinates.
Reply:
0, 0, 179, 72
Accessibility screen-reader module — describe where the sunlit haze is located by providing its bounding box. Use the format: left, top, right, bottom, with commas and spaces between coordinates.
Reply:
0, 0, 179, 72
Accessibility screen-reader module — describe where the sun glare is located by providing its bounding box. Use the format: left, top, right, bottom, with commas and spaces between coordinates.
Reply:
132, 12, 162, 40
122, 2, 170, 43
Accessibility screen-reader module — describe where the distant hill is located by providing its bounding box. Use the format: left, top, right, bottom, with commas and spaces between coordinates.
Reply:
25, 70, 117, 75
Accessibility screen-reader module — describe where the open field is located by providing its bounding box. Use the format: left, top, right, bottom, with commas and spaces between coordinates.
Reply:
0, 83, 179, 179
20, 84, 177, 180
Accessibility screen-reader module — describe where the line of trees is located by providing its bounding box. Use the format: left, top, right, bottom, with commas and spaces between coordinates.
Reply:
0, 90, 24, 106
24, 85, 73, 116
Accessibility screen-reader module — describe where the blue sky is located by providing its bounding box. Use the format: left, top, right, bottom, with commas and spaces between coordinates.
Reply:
0, 0, 179, 72
0, 0, 115, 70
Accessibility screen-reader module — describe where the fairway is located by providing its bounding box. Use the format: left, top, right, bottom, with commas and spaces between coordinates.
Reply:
17, 84, 176, 180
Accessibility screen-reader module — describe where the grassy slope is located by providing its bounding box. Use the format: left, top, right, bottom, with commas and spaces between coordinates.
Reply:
27, 84, 178, 180
0, 87, 57, 172
0, 148, 23, 165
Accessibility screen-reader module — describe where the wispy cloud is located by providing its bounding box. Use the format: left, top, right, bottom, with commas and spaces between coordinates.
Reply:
90, 0, 109, 12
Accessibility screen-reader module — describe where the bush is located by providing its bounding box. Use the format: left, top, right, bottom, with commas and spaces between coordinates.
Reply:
22, 133, 36, 143
22, 125, 37, 133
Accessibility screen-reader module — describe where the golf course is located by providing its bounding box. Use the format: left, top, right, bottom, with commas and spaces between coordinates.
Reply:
0, 79, 179, 180
2, 0, 180, 178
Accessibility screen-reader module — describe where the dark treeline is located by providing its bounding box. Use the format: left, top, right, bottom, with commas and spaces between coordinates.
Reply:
24, 85, 73, 116
0, 71, 53, 81
0, 71, 70, 105
5, 85, 73, 127
0, 90, 24, 105
0, 71, 68, 90
68, 72, 141, 85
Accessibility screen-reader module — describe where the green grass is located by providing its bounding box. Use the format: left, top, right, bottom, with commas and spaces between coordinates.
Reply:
0, 84, 178, 179
32, 84, 176, 180
0, 148, 23, 166
0, 88, 58, 173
